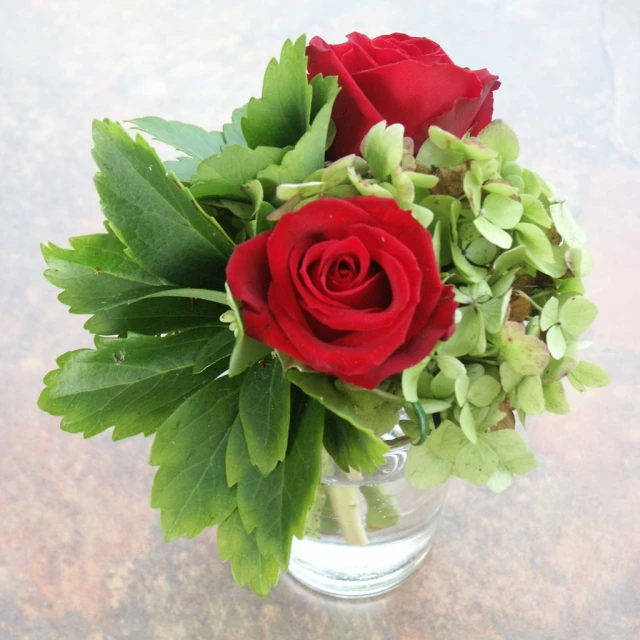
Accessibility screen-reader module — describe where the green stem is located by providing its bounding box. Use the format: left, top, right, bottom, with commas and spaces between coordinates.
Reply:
514, 290, 543, 312
327, 481, 369, 546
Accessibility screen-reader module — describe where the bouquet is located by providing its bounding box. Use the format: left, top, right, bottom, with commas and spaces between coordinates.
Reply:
39, 33, 609, 597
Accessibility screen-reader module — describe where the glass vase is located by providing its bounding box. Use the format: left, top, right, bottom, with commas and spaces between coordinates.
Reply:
289, 442, 448, 599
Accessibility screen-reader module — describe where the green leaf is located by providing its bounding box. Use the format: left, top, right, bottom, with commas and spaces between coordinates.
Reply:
430, 420, 466, 462
521, 169, 542, 197
38, 329, 223, 440
437, 356, 466, 379
464, 171, 482, 214
85, 296, 223, 336
92, 120, 233, 288
479, 293, 510, 334
190, 145, 287, 200
477, 119, 520, 162
164, 156, 200, 182
323, 412, 388, 475
546, 325, 567, 360
515, 222, 553, 261
559, 296, 598, 339
225, 284, 272, 377
491, 245, 527, 276
482, 193, 523, 229
455, 374, 471, 405
540, 297, 560, 331
569, 360, 611, 388
521, 194, 551, 228
567, 247, 594, 277
149, 373, 243, 541
454, 440, 499, 485
474, 216, 513, 249
129, 117, 224, 161
481, 429, 536, 475
257, 76, 340, 195
543, 380, 570, 415
465, 236, 497, 265
550, 202, 586, 247
451, 241, 488, 283
362, 121, 404, 180
360, 485, 400, 530
499, 362, 522, 393
468, 375, 501, 407
225, 416, 254, 487
420, 398, 452, 414
405, 442, 453, 489
438, 306, 482, 357
460, 402, 477, 443
217, 510, 280, 597
430, 372, 455, 399
486, 466, 514, 494
241, 36, 312, 149
402, 355, 431, 403
239, 358, 291, 475
500, 321, 550, 376
516, 375, 546, 414
236, 393, 324, 568
193, 330, 236, 374
223, 104, 248, 146
542, 346, 579, 384
287, 370, 397, 433
42, 233, 166, 313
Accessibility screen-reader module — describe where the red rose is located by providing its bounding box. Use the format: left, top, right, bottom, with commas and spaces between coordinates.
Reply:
226, 197, 457, 389
307, 32, 500, 160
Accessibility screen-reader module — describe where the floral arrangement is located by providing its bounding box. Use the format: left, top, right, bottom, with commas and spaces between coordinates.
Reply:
39, 33, 609, 596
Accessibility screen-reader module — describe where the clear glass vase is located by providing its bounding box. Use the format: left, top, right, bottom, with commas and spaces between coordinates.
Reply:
289, 442, 448, 599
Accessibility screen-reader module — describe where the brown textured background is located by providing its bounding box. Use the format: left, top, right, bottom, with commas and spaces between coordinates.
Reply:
1, 1, 639, 638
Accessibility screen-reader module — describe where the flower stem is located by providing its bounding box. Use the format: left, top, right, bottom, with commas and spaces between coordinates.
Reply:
327, 482, 369, 546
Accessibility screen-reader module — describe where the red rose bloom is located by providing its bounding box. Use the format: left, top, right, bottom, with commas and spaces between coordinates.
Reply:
226, 197, 457, 389
307, 32, 500, 160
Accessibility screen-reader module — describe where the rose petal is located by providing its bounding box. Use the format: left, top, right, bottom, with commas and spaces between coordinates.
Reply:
353, 61, 481, 142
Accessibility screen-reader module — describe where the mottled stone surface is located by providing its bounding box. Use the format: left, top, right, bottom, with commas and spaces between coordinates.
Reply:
1, 1, 639, 638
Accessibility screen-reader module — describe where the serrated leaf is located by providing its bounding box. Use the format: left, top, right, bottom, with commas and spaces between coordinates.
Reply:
239, 358, 291, 475
223, 104, 248, 146
217, 510, 280, 597
149, 373, 243, 541
559, 296, 598, 339
405, 442, 453, 489
323, 412, 388, 475
474, 216, 513, 249
225, 416, 254, 487
38, 329, 224, 440
430, 420, 467, 462
257, 76, 339, 196
454, 440, 499, 485
190, 145, 287, 200
569, 360, 611, 388
236, 393, 324, 568
241, 36, 312, 149
477, 119, 520, 162
516, 375, 545, 414
129, 117, 225, 162
193, 329, 235, 374
92, 120, 233, 288
468, 375, 502, 407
